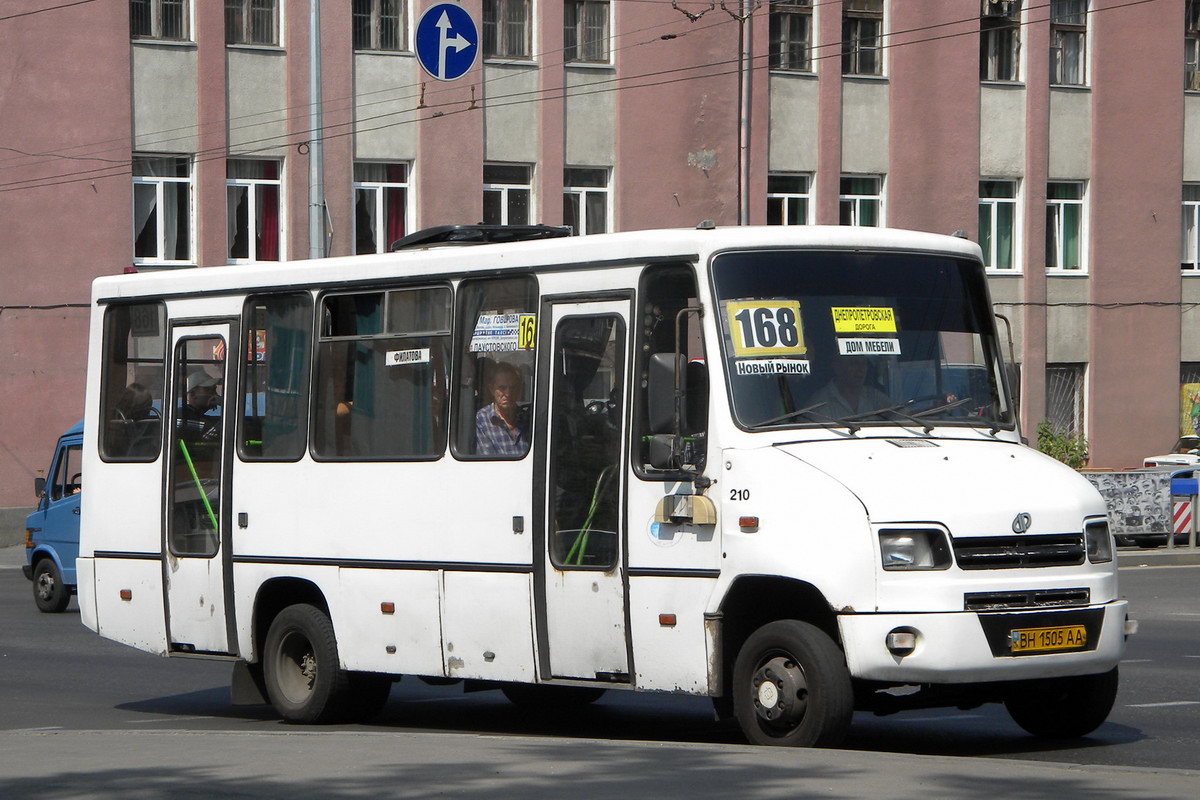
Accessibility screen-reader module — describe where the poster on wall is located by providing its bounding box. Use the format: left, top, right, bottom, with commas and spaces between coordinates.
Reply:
1180, 383, 1200, 437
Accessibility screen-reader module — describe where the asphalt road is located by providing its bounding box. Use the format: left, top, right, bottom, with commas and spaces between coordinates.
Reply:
1, 545, 1197, 798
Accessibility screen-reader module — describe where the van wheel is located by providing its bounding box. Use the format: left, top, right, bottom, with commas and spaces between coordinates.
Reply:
501, 683, 606, 710
732, 620, 853, 747
1005, 668, 1119, 738
33, 559, 70, 613
263, 604, 351, 723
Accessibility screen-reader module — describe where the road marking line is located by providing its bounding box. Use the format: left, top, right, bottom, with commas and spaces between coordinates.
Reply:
1127, 701, 1200, 708
1121, 659, 1153, 663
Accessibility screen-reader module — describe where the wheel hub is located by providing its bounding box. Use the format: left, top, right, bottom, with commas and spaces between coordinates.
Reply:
35, 572, 55, 600
751, 655, 808, 728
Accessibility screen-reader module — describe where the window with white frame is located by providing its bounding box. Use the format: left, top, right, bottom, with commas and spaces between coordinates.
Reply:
563, 167, 609, 235
769, 2, 813, 72
133, 155, 192, 265
1046, 181, 1084, 270
1046, 363, 1085, 439
767, 174, 811, 225
839, 175, 881, 226
483, 164, 532, 225
980, 0, 1020, 82
1049, 0, 1086, 86
1187, 0, 1200, 90
483, 0, 530, 59
353, 0, 406, 52
355, 163, 410, 254
979, 180, 1018, 270
225, 0, 278, 46
227, 159, 282, 262
842, 0, 883, 77
131, 0, 189, 41
565, 1, 609, 64
1183, 184, 1200, 270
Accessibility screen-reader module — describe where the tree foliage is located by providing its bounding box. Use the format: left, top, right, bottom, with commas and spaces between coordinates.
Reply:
1036, 419, 1089, 469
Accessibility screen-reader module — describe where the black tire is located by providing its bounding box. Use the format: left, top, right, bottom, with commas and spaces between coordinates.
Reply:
732, 620, 853, 748
1005, 667, 1119, 738
32, 559, 70, 613
501, 683, 606, 710
262, 604, 351, 724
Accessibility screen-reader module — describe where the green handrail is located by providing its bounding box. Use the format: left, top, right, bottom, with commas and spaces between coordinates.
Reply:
177, 438, 219, 534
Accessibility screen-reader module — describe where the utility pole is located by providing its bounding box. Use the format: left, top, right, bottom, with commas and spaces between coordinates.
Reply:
308, 0, 326, 258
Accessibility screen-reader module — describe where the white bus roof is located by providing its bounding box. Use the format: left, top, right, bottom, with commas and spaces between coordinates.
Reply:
94, 225, 984, 303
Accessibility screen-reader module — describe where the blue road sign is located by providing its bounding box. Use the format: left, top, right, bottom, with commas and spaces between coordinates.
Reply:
415, 3, 479, 82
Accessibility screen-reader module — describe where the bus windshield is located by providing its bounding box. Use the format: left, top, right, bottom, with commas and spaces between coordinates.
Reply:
711, 249, 1013, 432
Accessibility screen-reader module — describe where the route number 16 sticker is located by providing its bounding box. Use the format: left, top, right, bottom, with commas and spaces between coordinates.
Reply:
727, 300, 807, 357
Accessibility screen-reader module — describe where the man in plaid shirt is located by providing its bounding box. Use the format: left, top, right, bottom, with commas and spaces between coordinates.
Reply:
475, 361, 529, 456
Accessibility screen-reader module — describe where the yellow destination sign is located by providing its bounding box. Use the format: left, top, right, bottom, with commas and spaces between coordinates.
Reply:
831, 306, 897, 333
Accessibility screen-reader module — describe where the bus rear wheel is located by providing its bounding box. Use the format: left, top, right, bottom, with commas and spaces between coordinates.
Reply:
732, 620, 853, 747
1004, 667, 1119, 738
263, 604, 352, 724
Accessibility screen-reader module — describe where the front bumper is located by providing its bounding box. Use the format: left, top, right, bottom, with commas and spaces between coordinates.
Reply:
21, 564, 32, 580
839, 601, 1129, 683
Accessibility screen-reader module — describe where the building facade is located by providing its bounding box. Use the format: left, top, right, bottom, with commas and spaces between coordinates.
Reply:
1, 0, 1198, 511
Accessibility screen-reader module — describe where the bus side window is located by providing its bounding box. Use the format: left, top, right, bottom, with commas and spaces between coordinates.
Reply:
240, 293, 313, 461
452, 276, 539, 459
312, 287, 451, 460
100, 303, 166, 461
635, 264, 708, 474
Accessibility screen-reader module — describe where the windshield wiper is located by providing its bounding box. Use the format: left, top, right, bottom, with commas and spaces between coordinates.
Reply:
911, 396, 973, 419
757, 402, 861, 434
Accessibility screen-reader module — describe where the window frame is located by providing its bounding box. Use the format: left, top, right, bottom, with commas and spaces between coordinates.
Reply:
354, 162, 412, 254
483, 163, 534, 226
225, 0, 280, 47
1045, 362, 1086, 440
980, 0, 1021, 82
1045, 181, 1086, 272
227, 158, 283, 263
131, 0, 191, 42
839, 175, 883, 227
979, 179, 1020, 271
842, 0, 884, 77
133, 154, 194, 267
100, 302, 168, 463
483, 0, 532, 60
769, 1, 813, 73
563, 167, 611, 236
1183, 184, 1200, 271
767, 173, 812, 226
352, 0, 408, 52
1049, 0, 1087, 87
564, 0, 610, 65
1187, 0, 1200, 91
239, 292, 314, 463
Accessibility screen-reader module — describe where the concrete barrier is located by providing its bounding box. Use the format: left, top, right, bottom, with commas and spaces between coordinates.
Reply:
1082, 469, 1197, 548
0, 507, 32, 548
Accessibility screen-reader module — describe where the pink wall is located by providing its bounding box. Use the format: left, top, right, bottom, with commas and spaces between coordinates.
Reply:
0, 0, 132, 507
1087, 0, 1184, 468
887, 1, 980, 236
615, 4, 742, 230
195, 3, 229, 267
814, 0, 844, 224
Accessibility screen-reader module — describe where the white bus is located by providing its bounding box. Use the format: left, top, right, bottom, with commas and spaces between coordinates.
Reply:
77, 224, 1131, 747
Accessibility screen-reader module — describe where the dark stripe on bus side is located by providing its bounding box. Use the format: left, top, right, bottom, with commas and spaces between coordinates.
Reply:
229, 556, 534, 573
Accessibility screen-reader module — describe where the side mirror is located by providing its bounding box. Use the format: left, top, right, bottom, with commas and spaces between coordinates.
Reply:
34, 476, 46, 499
648, 353, 682, 435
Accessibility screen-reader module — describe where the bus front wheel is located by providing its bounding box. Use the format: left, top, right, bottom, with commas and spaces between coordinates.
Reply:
1004, 668, 1119, 738
732, 620, 853, 747
263, 604, 352, 724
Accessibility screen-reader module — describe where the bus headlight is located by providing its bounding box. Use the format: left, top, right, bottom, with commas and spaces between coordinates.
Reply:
1085, 520, 1113, 563
879, 529, 952, 571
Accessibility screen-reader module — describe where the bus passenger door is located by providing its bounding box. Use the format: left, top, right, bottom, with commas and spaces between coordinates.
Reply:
536, 299, 632, 681
164, 321, 236, 655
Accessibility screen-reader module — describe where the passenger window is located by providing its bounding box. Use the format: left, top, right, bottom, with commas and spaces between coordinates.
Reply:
313, 286, 451, 459
240, 293, 313, 461
634, 264, 708, 474
100, 303, 166, 461
452, 276, 539, 459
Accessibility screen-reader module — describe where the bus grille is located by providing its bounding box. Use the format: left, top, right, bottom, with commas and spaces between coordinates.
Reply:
952, 534, 1086, 569
964, 588, 1091, 611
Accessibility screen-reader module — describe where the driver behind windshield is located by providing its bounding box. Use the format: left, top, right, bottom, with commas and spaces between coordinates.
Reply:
807, 353, 890, 418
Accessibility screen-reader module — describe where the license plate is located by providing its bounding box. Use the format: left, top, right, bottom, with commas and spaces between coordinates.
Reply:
1010, 625, 1088, 654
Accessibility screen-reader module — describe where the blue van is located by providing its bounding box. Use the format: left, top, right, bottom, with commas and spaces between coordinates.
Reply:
23, 420, 83, 613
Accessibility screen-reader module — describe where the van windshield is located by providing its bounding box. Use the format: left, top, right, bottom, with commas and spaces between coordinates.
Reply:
711, 249, 1013, 432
